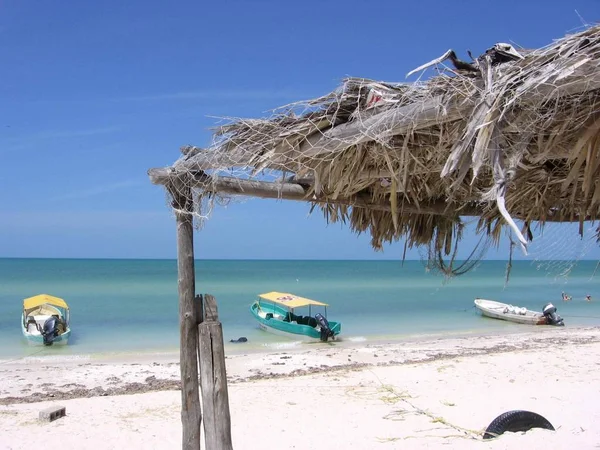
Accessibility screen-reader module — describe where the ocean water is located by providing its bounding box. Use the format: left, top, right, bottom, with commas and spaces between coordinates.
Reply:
1, 258, 599, 359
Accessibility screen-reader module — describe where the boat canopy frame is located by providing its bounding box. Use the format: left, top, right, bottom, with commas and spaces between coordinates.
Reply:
23, 294, 69, 312
22, 294, 71, 329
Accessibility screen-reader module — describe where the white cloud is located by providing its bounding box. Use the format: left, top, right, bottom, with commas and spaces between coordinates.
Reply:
0, 126, 122, 154
0, 210, 171, 232
50, 179, 143, 202
35, 126, 122, 139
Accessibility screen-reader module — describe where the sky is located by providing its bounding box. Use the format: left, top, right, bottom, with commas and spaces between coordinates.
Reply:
1, 0, 599, 260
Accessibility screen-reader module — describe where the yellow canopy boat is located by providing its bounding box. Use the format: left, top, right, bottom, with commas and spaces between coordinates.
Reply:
21, 294, 71, 346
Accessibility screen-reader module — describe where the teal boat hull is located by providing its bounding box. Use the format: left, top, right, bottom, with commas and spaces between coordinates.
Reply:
250, 301, 341, 341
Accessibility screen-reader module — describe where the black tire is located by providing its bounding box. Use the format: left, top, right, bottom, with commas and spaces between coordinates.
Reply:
483, 410, 555, 439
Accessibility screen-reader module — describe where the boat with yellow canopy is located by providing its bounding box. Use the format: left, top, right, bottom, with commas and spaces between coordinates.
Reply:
21, 294, 71, 346
250, 291, 341, 341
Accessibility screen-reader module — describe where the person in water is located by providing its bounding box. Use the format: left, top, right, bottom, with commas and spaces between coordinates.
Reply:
586, 294, 592, 302
562, 291, 572, 301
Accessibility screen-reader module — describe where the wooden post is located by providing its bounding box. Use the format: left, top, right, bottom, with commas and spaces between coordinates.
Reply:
172, 184, 202, 450
198, 294, 233, 450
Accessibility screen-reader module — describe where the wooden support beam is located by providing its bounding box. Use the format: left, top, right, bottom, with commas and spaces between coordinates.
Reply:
197, 294, 233, 450
151, 170, 595, 223
209, 175, 473, 215
151, 169, 482, 216
171, 184, 202, 450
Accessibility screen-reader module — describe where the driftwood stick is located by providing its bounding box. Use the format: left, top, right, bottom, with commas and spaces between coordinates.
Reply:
170, 183, 202, 450
198, 294, 233, 450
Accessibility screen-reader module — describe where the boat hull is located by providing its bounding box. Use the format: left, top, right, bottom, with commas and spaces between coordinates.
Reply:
250, 302, 341, 341
474, 299, 547, 325
21, 328, 71, 346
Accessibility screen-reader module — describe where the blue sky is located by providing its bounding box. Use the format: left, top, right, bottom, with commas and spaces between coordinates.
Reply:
1, 0, 599, 260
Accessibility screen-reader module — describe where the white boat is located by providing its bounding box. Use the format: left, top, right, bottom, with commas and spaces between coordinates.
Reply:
474, 299, 564, 326
21, 294, 72, 345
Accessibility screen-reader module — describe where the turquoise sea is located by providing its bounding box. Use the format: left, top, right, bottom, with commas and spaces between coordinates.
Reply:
1, 258, 599, 359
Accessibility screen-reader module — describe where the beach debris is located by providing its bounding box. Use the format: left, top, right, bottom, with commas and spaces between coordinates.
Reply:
229, 337, 248, 343
483, 410, 555, 439
405, 43, 524, 78
406, 49, 478, 77
39, 405, 66, 422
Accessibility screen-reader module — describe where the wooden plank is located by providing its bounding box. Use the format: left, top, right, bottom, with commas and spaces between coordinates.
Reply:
171, 184, 202, 450
198, 294, 233, 450
203, 293, 219, 321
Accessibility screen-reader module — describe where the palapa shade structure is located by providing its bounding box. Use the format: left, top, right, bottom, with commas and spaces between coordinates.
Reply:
151, 25, 600, 268
148, 26, 600, 449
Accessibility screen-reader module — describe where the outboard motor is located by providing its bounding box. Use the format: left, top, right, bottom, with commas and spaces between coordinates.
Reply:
542, 303, 564, 326
41, 316, 60, 345
315, 313, 334, 342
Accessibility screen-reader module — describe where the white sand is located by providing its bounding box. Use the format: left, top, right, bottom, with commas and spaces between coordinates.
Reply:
1, 327, 599, 449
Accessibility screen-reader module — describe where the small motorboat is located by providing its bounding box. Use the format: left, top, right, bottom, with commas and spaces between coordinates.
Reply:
21, 294, 72, 345
250, 291, 341, 342
474, 299, 564, 326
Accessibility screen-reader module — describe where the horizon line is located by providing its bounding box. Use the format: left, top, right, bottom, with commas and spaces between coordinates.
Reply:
0, 257, 595, 262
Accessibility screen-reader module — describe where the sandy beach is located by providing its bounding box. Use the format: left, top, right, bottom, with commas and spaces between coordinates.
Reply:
1, 327, 600, 449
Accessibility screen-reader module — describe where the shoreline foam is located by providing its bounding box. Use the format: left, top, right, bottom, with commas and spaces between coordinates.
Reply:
2, 322, 569, 365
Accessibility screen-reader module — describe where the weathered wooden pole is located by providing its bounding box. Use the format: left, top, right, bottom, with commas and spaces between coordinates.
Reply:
170, 182, 202, 450
198, 294, 233, 450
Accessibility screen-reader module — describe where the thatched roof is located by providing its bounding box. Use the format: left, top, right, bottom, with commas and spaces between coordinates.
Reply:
149, 25, 600, 272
